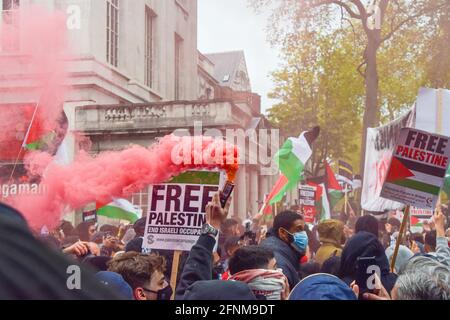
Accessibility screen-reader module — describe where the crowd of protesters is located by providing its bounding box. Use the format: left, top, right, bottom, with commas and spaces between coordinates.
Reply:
0, 193, 449, 300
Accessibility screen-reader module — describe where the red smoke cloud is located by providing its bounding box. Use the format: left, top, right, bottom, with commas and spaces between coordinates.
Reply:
10, 135, 239, 230
0, 6, 68, 162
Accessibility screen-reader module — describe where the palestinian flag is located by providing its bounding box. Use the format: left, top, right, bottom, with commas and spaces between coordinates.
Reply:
262, 194, 274, 222
384, 156, 443, 197
443, 166, 450, 197
96, 198, 142, 223
268, 175, 289, 205
22, 107, 56, 151
307, 181, 330, 222
318, 183, 331, 221
325, 161, 344, 210
272, 127, 319, 204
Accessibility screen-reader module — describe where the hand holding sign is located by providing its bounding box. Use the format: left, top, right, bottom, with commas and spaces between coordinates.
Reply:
206, 192, 231, 230
434, 205, 446, 237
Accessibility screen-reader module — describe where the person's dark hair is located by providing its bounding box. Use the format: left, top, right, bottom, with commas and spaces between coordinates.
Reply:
38, 235, 61, 251
125, 237, 143, 253
60, 220, 76, 237
320, 255, 341, 276
298, 262, 321, 279
133, 217, 146, 237
76, 221, 95, 242
83, 256, 112, 272
107, 252, 166, 289
99, 224, 119, 236
90, 231, 108, 244
425, 230, 437, 251
273, 211, 303, 238
228, 245, 274, 275
355, 215, 379, 238
411, 232, 424, 245
387, 217, 401, 230
220, 219, 239, 235
224, 236, 241, 255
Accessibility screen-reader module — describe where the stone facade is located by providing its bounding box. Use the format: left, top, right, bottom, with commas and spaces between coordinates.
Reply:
0, 0, 279, 221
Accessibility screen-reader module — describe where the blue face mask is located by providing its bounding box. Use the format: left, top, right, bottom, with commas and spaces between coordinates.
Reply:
286, 230, 308, 254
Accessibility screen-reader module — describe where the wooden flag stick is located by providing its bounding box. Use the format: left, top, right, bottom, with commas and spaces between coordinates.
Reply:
344, 190, 348, 216
390, 205, 410, 273
170, 250, 181, 300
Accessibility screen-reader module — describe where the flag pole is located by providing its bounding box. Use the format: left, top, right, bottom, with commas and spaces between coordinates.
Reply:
390, 205, 410, 272
6, 100, 41, 188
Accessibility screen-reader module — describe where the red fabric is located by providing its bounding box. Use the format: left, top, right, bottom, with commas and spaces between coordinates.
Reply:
325, 161, 343, 190
266, 175, 288, 203
221, 270, 230, 280
300, 255, 308, 264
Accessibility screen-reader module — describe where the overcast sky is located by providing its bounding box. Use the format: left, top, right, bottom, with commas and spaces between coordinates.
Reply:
197, 0, 281, 114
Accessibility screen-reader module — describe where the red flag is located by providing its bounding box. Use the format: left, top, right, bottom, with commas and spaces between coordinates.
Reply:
266, 174, 289, 204
325, 161, 343, 191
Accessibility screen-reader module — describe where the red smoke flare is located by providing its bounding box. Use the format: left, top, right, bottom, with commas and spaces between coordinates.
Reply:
9, 135, 239, 230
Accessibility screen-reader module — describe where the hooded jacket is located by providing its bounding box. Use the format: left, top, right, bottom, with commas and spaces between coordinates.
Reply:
289, 273, 357, 300
315, 220, 344, 266
0, 203, 122, 300
339, 231, 398, 294
175, 234, 256, 300
260, 234, 301, 289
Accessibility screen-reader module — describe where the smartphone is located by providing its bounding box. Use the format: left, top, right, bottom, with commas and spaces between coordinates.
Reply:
355, 256, 377, 298
220, 181, 235, 208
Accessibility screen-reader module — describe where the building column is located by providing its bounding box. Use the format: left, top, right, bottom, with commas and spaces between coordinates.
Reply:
250, 169, 259, 217
259, 174, 269, 204
235, 165, 247, 220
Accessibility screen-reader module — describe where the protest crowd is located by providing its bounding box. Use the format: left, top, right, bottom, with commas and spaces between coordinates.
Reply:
0, 186, 449, 300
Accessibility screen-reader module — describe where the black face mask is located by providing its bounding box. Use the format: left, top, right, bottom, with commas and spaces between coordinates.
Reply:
144, 285, 173, 300
157, 284, 173, 300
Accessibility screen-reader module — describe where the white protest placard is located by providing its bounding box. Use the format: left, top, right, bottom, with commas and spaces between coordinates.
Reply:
299, 185, 317, 224
361, 108, 414, 212
380, 128, 450, 209
143, 171, 222, 251
410, 206, 434, 233
416, 88, 450, 136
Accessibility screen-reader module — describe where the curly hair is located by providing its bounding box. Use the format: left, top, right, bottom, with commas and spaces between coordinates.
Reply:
107, 252, 166, 289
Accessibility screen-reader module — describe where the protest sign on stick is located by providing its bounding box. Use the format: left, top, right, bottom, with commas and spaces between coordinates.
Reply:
380, 128, 450, 209
298, 185, 317, 224
390, 205, 410, 273
170, 250, 181, 300
143, 171, 222, 252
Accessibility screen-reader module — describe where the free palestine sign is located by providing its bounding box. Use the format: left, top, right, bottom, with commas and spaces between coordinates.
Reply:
380, 128, 450, 209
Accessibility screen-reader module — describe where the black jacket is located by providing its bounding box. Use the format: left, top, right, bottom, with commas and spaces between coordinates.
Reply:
339, 231, 398, 293
175, 234, 256, 300
260, 235, 301, 289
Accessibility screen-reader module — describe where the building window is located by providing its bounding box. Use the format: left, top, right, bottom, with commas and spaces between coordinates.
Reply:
1, 0, 20, 52
145, 7, 156, 88
174, 33, 183, 100
130, 186, 149, 217
106, 0, 119, 67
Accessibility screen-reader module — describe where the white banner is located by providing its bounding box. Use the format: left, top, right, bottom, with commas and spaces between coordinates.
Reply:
361, 108, 415, 212
416, 87, 450, 136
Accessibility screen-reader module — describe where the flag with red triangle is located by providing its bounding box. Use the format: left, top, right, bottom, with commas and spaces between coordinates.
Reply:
325, 161, 344, 210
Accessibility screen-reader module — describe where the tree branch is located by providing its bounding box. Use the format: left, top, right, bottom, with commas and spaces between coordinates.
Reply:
312, 0, 362, 19
381, 2, 449, 43
357, 60, 367, 78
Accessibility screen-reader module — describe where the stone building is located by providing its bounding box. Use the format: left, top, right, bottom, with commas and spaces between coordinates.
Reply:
0, 0, 278, 222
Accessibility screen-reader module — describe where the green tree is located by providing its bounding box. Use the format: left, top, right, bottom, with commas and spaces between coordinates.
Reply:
268, 29, 364, 175
251, 0, 450, 176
